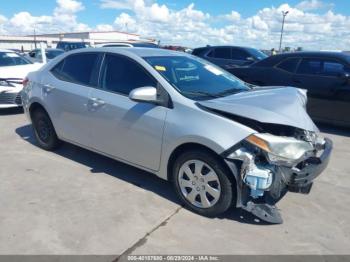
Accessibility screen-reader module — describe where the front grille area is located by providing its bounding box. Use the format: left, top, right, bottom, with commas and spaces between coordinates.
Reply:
0, 92, 18, 105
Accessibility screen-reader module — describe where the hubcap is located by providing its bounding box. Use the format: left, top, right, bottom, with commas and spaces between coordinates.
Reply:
36, 118, 50, 143
178, 160, 221, 209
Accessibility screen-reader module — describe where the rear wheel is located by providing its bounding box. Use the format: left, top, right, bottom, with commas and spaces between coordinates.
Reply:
172, 150, 235, 217
31, 109, 61, 150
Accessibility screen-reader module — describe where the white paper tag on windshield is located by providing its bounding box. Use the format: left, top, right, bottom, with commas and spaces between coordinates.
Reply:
6, 53, 18, 58
204, 64, 223, 75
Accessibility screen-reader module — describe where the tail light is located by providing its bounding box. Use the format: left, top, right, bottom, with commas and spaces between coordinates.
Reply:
22, 77, 29, 87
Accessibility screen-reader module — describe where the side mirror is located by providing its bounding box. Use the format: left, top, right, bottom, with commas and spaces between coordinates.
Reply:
341, 72, 350, 79
129, 86, 158, 103
339, 72, 350, 84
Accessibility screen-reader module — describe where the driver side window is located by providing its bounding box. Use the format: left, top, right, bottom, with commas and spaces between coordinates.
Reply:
101, 54, 157, 95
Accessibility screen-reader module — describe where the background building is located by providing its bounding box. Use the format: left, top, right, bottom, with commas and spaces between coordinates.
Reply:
0, 31, 156, 51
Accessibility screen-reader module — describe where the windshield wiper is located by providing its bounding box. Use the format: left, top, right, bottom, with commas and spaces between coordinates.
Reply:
182, 91, 222, 99
215, 88, 246, 97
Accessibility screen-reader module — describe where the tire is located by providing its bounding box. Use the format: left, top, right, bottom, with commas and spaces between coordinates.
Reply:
172, 149, 236, 217
31, 108, 61, 151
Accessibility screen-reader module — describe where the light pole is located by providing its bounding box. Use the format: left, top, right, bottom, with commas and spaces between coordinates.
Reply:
33, 27, 37, 49
279, 11, 289, 53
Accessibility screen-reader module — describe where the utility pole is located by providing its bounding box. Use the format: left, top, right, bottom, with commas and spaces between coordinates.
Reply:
34, 27, 37, 49
279, 11, 289, 53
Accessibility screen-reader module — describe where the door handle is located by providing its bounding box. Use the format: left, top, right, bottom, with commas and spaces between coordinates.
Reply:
88, 97, 105, 109
43, 84, 55, 94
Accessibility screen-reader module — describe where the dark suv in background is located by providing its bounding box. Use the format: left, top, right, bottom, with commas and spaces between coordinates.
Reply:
192, 45, 267, 70
56, 41, 89, 52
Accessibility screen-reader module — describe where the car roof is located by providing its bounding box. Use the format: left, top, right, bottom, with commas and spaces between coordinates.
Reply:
69, 47, 187, 57
0, 49, 15, 53
193, 45, 255, 50
32, 48, 63, 51
273, 51, 349, 59
255, 51, 350, 67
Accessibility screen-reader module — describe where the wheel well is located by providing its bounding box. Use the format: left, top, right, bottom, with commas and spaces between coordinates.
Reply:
167, 143, 232, 181
29, 102, 48, 120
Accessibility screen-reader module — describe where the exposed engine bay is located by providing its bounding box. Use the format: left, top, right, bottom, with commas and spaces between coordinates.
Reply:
223, 125, 332, 224
196, 87, 333, 223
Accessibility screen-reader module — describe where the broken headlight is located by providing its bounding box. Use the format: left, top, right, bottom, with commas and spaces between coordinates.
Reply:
245, 133, 314, 166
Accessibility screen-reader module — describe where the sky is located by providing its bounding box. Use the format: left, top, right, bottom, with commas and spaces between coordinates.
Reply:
0, 0, 349, 49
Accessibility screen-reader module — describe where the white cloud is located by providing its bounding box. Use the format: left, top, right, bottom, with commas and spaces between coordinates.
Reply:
296, 0, 333, 11
101, 1, 350, 49
223, 11, 241, 22
100, 0, 135, 10
0, 0, 349, 50
0, 0, 88, 35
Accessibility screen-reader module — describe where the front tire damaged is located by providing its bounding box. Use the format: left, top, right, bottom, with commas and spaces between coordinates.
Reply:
223, 136, 332, 224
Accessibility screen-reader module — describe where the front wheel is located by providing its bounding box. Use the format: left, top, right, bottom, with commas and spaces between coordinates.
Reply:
172, 150, 235, 217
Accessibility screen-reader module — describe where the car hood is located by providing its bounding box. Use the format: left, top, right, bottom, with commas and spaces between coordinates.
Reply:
0, 63, 43, 79
198, 86, 318, 132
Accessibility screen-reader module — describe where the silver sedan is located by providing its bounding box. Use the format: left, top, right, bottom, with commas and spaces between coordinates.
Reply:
22, 48, 332, 223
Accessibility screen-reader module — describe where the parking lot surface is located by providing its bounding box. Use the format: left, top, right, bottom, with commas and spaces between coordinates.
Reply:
0, 108, 350, 255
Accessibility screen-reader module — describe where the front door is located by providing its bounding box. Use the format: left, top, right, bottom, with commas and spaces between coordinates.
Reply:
87, 53, 168, 171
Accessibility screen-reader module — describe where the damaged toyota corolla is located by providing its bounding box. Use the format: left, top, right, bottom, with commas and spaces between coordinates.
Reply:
22, 48, 332, 223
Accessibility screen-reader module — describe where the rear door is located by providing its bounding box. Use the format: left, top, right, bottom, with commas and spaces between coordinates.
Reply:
293, 57, 349, 123
87, 53, 168, 171
256, 57, 300, 86
41, 52, 101, 146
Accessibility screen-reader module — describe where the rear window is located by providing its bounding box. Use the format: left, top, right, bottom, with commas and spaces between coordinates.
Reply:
297, 59, 322, 75
51, 53, 99, 86
276, 58, 300, 73
213, 48, 231, 59
192, 48, 207, 56
0, 52, 32, 67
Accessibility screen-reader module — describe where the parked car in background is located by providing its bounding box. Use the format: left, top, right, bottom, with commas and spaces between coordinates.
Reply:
0, 49, 42, 108
22, 48, 332, 223
192, 46, 268, 70
95, 42, 159, 48
56, 41, 89, 52
26, 48, 64, 63
228, 52, 350, 127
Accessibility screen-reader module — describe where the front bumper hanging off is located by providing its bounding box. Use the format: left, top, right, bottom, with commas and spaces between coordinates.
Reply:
224, 137, 333, 224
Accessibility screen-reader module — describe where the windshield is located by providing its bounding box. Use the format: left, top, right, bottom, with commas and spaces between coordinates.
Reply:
247, 48, 268, 60
0, 52, 32, 67
144, 55, 249, 100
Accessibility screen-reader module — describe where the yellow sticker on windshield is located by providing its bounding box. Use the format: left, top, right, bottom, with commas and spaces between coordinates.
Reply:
155, 65, 166, 71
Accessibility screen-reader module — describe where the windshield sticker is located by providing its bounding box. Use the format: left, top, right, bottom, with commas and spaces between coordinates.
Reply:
204, 64, 223, 75
6, 53, 19, 58
155, 65, 166, 71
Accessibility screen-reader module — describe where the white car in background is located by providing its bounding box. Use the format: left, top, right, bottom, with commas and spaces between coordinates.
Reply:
0, 49, 43, 108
